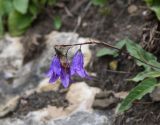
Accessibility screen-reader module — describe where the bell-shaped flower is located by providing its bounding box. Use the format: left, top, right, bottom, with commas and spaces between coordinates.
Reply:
46, 55, 71, 88
70, 50, 89, 78
46, 55, 61, 83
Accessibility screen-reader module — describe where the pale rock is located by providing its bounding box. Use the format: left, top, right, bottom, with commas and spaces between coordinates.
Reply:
66, 82, 100, 113
36, 78, 60, 93
114, 91, 128, 99
128, 5, 138, 14
0, 96, 20, 118
93, 97, 117, 109
0, 34, 23, 72
26, 82, 101, 121
0, 82, 112, 125
0, 111, 112, 125
150, 87, 160, 101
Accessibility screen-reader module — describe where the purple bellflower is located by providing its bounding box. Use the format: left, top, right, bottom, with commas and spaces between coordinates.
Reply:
46, 55, 71, 88
70, 50, 89, 78
46, 55, 61, 82
46, 49, 90, 88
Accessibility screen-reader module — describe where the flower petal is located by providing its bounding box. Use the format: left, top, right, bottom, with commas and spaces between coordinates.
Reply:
60, 69, 70, 88
76, 68, 89, 78
46, 55, 61, 77
71, 50, 90, 79
71, 50, 83, 70
49, 73, 59, 83
52, 56, 61, 75
70, 66, 76, 75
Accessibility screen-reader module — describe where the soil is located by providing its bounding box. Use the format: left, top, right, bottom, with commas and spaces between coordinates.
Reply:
114, 97, 160, 125
12, 91, 68, 117
10, 0, 160, 124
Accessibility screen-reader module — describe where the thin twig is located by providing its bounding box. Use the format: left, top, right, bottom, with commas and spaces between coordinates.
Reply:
54, 40, 160, 70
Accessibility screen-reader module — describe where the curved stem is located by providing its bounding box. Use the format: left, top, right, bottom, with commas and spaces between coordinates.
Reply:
54, 40, 160, 70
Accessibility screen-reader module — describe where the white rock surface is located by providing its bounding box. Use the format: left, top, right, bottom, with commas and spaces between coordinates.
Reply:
0, 34, 23, 76
0, 111, 111, 125
0, 82, 112, 125
0, 32, 113, 125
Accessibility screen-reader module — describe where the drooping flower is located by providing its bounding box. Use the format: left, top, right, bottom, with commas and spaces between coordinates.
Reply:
46, 55, 61, 83
70, 49, 89, 78
46, 55, 71, 88
46, 49, 90, 88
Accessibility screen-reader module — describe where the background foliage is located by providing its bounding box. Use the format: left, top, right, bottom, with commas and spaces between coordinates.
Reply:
0, 0, 56, 37
145, 0, 160, 20
97, 39, 160, 113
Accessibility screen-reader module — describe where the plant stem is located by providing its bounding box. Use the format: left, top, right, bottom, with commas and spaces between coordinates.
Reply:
54, 40, 160, 70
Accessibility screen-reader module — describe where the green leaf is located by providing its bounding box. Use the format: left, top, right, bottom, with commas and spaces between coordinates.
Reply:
96, 48, 118, 57
8, 11, 33, 36
126, 39, 156, 61
96, 39, 128, 57
53, 16, 62, 30
151, 6, 160, 20
0, 0, 13, 15
28, 3, 39, 18
91, 0, 107, 6
13, 0, 29, 14
149, 60, 160, 71
144, 0, 160, 20
131, 71, 160, 82
117, 78, 157, 113
96, 38, 160, 71
115, 39, 127, 49
125, 39, 158, 70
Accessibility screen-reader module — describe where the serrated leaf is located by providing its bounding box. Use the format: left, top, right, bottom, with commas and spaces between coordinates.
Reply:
53, 16, 62, 30
126, 39, 156, 61
13, 0, 29, 14
117, 78, 157, 113
131, 71, 160, 82
125, 39, 158, 70
96, 48, 118, 57
8, 11, 33, 36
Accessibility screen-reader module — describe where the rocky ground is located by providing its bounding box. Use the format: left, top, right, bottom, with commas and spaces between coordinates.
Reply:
0, 32, 114, 125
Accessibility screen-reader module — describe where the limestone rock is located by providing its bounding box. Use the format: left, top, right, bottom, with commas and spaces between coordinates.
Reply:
0, 96, 20, 118
150, 87, 160, 101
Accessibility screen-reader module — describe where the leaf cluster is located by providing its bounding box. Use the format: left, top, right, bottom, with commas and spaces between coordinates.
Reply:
0, 0, 57, 37
97, 39, 160, 113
